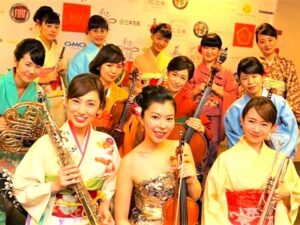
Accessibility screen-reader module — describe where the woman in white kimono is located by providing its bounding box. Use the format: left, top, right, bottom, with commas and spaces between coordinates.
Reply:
202, 96, 300, 225
13, 74, 120, 225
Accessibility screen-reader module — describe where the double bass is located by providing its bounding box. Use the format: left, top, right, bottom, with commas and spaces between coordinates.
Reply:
168, 48, 228, 166
162, 137, 199, 225
106, 68, 139, 148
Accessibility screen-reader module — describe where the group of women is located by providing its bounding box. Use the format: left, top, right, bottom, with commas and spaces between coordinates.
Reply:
0, 4, 299, 225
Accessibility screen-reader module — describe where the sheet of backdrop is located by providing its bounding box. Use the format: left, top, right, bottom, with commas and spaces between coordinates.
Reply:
0, 0, 278, 76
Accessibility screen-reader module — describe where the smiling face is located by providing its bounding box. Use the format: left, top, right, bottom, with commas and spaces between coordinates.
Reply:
66, 90, 100, 133
88, 28, 108, 48
14, 53, 42, 86
151, 32, 170, 55
241, 107, 274, 151
257, 34, 277, 58
166, 69, 189, 95
201, 46, 220, 64
141, 101, 175, 145
239, 72, 263, 98
99, 62, 123, 87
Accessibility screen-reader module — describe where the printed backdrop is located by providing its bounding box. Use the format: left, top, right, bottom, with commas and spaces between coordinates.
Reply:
0, 0, 278, 75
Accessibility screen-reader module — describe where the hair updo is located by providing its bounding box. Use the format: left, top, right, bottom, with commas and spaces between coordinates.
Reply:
134, 85, 176, 117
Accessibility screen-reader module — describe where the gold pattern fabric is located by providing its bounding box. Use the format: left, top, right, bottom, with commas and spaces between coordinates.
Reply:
130, 171, 176, 225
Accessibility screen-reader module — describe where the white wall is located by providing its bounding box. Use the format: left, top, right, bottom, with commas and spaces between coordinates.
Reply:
0, 0, 278, 75
274, 0, 300, 79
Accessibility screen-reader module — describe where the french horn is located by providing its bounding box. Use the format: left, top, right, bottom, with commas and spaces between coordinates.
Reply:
0, 101, 46, 152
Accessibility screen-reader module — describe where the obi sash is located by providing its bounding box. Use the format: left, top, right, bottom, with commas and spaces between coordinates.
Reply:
52, 190, 98, 218
226, 189, 274, 225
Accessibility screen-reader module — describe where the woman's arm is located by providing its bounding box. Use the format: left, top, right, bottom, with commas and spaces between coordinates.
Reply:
182, 145, 202, 201
114, 157, 133, 225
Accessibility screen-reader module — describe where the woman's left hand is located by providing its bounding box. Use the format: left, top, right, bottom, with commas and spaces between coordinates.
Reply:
273, 182, 290, 203
185, 117, 205, 133
100, 201, 115, 225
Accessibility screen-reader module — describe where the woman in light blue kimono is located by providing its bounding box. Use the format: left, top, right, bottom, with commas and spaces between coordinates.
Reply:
67, 15, 109, 84
224, 57, 298, 157
0, 38, 45, 225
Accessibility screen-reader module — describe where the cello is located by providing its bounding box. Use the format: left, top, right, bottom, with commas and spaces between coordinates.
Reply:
107, 68, 139, 148
162, 136, 199, 225
168, 48, 228, 166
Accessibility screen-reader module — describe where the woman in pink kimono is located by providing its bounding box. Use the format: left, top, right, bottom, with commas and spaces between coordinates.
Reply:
13, 74, 120, 225
202, 96, 300, 225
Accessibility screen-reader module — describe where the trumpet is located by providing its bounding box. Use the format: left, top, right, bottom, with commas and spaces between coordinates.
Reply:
257, 152, 289, 225
0, 101, 46, 152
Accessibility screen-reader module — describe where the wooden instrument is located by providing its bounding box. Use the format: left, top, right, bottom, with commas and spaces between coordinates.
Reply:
162, 137, 199, 225
168, 48, 228, 166
107, 68, 139, 148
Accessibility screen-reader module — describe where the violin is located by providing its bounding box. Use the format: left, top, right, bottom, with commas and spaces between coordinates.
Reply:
167, 48, 228, 166
106, 68, 139, 148
162, 137, 199, 225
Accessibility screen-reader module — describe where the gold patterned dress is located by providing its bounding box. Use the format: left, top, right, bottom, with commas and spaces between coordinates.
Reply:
130, 171, 176, 225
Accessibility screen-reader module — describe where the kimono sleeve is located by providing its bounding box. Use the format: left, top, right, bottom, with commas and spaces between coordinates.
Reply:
224, 105, 243, 148
275, 97, 298, 157
202, 155, 232, 225
13, 135, 53, 223
101, 141, 121, 200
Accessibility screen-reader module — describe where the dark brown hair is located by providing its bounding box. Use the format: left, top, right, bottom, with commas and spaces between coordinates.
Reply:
242, 96, 277, 125
67, 73, 106, 109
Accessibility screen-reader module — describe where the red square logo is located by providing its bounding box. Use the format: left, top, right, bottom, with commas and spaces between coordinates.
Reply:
62, 3, 91, 33
233, 23, 256, 48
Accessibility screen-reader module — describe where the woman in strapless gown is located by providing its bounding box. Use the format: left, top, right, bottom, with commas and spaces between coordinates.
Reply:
114, 85, 202, 225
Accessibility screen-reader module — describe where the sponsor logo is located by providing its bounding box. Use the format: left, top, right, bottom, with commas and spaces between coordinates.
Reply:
170, 19, 188, 38
173, 0, 188, 9
193, 21, 209, 38
119, 38, 139, 61
99, 8, 117, 24
146, 0, 167, 8
119, 19, 140, 26
9, 3, 30, 23
243, 4, 252, 14
259, 10, 274, 15
64, 41, 86, 49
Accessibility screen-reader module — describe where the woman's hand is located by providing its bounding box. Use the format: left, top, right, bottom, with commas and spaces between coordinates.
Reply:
0, 116, 8, 131
100, 200, 115, 225
185, 117, 205, 133
272, 182, 290, 208
51, 164, 81, 194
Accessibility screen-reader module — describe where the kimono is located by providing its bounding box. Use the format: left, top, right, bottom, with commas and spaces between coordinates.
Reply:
36, 36, 66, 128
92, 83, 128, 129
0, 69, 39, 224
224, 88, 298, 157
13, 121, 120, 225
67, 42, 100, 84
134, 48, 170, 85
260, 55, 300, 124
202, 137, 300, 225
185, 62, 239, 143
119, 88, 213, 157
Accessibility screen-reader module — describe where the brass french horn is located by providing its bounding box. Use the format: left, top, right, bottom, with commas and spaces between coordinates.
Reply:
0, 101, 46, 152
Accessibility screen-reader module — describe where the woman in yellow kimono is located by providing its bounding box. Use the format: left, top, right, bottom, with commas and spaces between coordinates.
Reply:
89, 44, 128, 130
134, 22, 172, 86
33, 6, 67, 127
13, 74, 120, 225
202, 96, 300, 225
